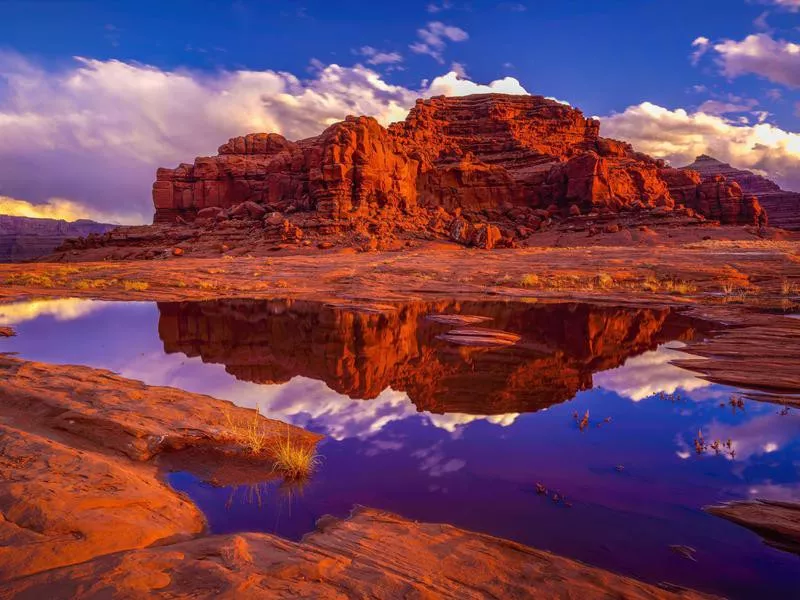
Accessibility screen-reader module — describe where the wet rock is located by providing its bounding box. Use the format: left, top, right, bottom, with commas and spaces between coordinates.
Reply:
706, 499, 800, 555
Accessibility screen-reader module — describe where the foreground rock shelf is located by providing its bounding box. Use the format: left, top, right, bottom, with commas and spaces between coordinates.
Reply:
3, 507, 714, 599
0, 355, 319, 581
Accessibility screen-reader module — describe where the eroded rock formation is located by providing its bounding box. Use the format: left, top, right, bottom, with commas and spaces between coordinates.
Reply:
156, 299, 704, 414
681, 155, 797, 229
151, 94, 766, 247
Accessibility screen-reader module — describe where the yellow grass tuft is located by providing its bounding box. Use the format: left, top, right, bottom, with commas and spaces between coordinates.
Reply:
225, 406, 269, 455
269, 426, 321, 480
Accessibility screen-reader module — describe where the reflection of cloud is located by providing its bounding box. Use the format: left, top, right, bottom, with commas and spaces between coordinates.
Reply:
704, 412, 800, 462
0, 298, 105, 326
412, 441, 467, 477
594, 343, 710, 401
119, 352, 518, 440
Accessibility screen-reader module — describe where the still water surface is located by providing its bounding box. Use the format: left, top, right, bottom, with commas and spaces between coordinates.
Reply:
1, 297, 798, 598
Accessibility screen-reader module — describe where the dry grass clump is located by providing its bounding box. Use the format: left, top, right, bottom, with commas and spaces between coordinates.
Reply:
225, 406, 269, 454
519, 273, 539, 287
123, 280, 149, 292
73, 278, 119, 290
269, 425, 321, 480
224, 408, 320, 479
4, 273, 56, 288
781, 279, 799, 296
594, 272, 614, 290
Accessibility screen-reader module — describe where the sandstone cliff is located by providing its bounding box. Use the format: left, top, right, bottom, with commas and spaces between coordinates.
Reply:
680, 155, 798, 230
151, 94, 766, 249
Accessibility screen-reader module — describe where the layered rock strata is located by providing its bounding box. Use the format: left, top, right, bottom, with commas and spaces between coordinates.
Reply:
151, 94, 766, 250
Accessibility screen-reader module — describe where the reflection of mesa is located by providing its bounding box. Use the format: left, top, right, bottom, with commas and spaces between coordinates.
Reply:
157, 299, 707, 415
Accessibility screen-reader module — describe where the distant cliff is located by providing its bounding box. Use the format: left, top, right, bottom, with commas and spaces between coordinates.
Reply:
0, 215, 117, 261
680, 155, 800, 230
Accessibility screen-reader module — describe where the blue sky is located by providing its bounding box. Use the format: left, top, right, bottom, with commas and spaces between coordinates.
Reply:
1, 0, 799, 222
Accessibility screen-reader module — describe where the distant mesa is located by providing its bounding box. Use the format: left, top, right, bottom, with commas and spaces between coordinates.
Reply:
680, 154, 800, 230
0, 215, 117, 262
143, 93, 770, 251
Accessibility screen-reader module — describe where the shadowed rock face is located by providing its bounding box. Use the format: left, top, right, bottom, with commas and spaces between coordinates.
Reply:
680, 155, 798, 230
152, 94, 764, 228
156, 299, 704, 414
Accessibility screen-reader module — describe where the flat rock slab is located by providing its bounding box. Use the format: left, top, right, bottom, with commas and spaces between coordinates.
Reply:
425, 313, 493, 326
438, 326, 521, 347
0, 355, 320, 581
706, 499, 800, 555
3, 507, 715, 600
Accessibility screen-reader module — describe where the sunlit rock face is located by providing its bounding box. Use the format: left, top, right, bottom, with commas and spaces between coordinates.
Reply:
156, 299, 705, 415
152, 94, 764, 228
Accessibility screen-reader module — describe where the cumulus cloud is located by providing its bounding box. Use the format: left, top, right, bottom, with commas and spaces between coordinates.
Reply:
709, 34, 800, 88
409, 21, 469, 63
601, 101, 800, 192
0, 53, 523, 224
425, 71, 528, 96
0, 195, 137, 224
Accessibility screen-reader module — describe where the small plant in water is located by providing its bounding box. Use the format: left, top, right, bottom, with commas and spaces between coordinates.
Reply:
269, 425, 321, 480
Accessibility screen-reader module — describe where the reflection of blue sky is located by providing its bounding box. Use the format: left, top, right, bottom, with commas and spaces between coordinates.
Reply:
5, 299, 800, 599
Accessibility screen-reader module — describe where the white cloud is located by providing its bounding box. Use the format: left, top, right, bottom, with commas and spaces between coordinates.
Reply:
601, 101, 800, 192
762, 0, 800, 10
410, 21, 469, 63
450, 61, 468, 78
425, 71, 528, 96
696, 98, 758, 116
0, 54, 522, 224
426, 1, 453, 13
691, 36, 711, 66
355, 46, 404, 66
0, 195, 137, 224
711, 34, 800, 88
